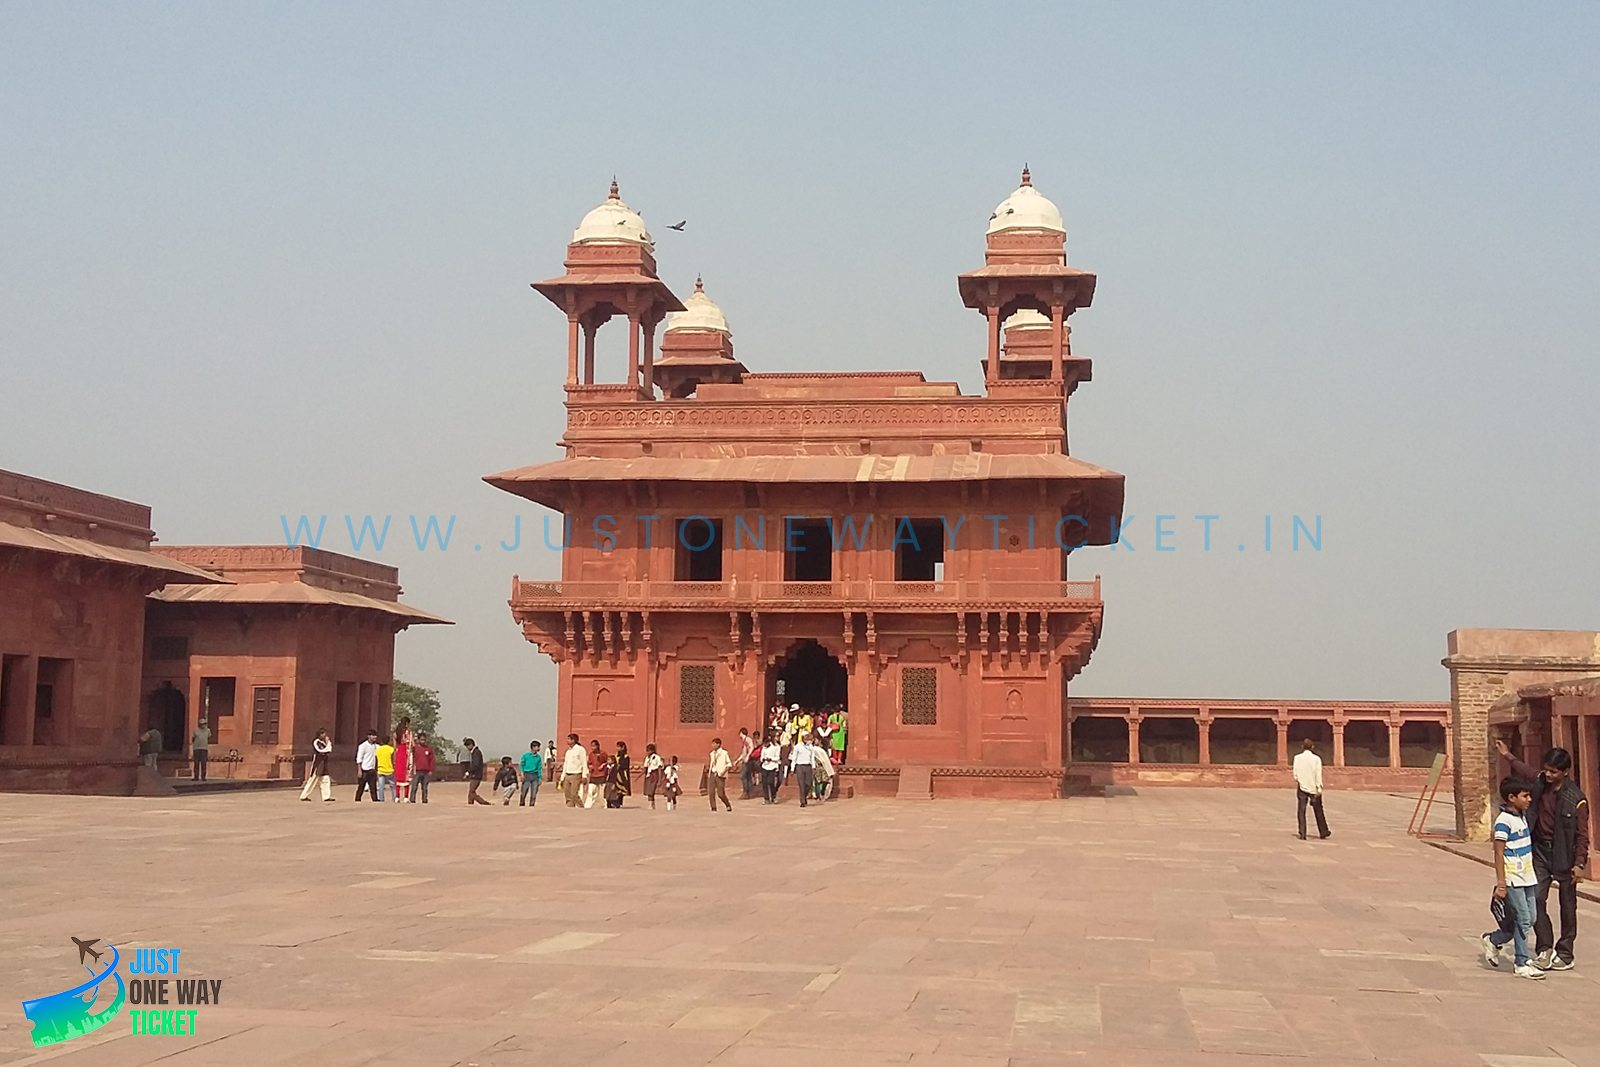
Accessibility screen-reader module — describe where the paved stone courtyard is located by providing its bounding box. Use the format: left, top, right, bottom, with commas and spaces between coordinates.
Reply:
2, 786, 1598, 1067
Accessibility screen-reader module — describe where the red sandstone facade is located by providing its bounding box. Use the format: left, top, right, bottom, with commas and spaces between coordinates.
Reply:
1446, 628, 1600, 840
0, 470, 220, 791
489, 172, 1126, 797
0, 468, 446, 793
1489, 672, 1600, 875
142, 546, 448, 780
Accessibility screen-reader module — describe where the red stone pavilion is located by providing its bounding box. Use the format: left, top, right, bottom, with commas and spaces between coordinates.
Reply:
487, 171, 1127, 797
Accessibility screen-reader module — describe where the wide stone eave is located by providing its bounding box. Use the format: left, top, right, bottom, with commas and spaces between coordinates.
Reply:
483, 455, 1126, 545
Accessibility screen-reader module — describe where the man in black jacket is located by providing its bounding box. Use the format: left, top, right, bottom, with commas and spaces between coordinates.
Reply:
463, 737, 490, 806
1496, 739, 1590, 970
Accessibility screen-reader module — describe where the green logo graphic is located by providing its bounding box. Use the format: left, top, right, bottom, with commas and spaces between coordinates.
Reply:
21, 940, 126, 1047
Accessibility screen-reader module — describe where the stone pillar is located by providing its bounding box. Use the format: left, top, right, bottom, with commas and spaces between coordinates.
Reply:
556, 657, 575, 743
637, 624, 657, 748
627, 312, 641, 389
1276, 720, 1289, 766
1050, 303, 1064, 383
566, 315, 580, 385
1447, 667, 1508, 841
1388, 722, 1403, 768
1126, 716, 1140, 765
847, 654, 869, 763
1332, 720, 1346, 768
964, 636, 984, 763
985, 306, 1000, 387
1045, 659, 1063, 768
583, 322, 597, 385
642, 318, 657, 397
2, 656, 38, 746
1197, 717, 1211, 765
866, 656, 881, 761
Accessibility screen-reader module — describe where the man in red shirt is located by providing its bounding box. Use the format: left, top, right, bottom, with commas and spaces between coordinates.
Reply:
410, 733, 436, 804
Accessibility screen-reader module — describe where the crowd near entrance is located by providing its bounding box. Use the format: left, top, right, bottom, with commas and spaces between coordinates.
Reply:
732, 640, 851, 805
772, 640, 846, 710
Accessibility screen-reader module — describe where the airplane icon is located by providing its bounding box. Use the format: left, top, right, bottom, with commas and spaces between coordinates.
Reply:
70, 938, 102, 966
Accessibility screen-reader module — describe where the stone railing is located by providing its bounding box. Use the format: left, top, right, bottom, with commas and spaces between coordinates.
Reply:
510, 576, 1101, 611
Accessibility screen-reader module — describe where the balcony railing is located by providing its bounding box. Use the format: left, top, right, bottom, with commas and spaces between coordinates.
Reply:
511, 576, 1101, 610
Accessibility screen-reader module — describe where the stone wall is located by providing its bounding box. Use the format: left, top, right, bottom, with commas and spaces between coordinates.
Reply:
1444, 629, 1600, 841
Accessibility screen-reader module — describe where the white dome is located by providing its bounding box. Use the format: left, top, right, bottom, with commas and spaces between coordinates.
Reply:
1003, 308, 1051, 331
987, 168, 1065, 236
665, 278, 731, 335
572, 180, 653, 249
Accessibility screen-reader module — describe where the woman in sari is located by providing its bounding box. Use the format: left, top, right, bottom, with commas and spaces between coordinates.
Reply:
606, 741, 631, 808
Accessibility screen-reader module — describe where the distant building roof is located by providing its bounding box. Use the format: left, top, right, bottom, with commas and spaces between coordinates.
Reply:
0, 522, 224, 584
149, 582, 450, 624
154, 545, 402, 599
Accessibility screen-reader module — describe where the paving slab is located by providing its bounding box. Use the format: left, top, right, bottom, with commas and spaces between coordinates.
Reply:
3, 786, 1599, 1065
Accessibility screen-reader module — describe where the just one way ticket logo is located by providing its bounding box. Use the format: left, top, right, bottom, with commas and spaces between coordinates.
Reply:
20, 938, 224, 1046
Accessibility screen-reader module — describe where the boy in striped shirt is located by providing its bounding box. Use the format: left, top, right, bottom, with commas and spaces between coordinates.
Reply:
1483, 776, 1545, 980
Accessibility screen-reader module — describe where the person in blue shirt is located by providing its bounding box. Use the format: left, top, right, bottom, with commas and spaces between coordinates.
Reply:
519, 741, 543, 807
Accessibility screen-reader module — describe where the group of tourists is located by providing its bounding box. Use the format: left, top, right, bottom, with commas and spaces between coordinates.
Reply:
554, 735, 681, 809
1481, 741, 1589, 979
764, 702, 848, 768
532, 702, 850, 813
300, 720, 439, 803
298, 699, 850, 812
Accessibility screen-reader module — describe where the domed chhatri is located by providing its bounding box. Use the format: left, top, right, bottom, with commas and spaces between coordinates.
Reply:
665, 276, 732, 336
959, 166, 1097, 388
531, 178, 684, 393
986, 165, 1066, 237
1002, 308, 1052, 332
655, 276, 743, 397
572, 178, 653, 249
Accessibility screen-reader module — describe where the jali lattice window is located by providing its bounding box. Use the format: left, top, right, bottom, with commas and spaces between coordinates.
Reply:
679, 664, 716, 724
901, 666, 937, 725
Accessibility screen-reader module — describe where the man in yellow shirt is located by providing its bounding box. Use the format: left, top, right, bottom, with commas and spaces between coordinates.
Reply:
376, 738, 397, 802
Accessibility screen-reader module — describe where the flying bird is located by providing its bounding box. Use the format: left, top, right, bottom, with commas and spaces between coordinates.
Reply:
667, 220, 686, 231
71, 937, 102, 966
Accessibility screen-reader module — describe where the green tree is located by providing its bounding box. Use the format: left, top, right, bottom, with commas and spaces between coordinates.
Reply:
391, 679, 456, 760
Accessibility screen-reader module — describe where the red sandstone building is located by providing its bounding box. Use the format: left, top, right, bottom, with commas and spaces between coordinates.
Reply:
142, 546, 448, 779
489, 172, 1127, 797
0, 469, 445, 792
0, 470, 220, 791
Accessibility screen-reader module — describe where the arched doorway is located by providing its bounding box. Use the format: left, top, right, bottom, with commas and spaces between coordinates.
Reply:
771, 641, 847, 714
146, 683, 186, 752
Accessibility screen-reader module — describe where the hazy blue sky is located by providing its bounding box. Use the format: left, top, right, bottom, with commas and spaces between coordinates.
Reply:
4, 3, 1597, 756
